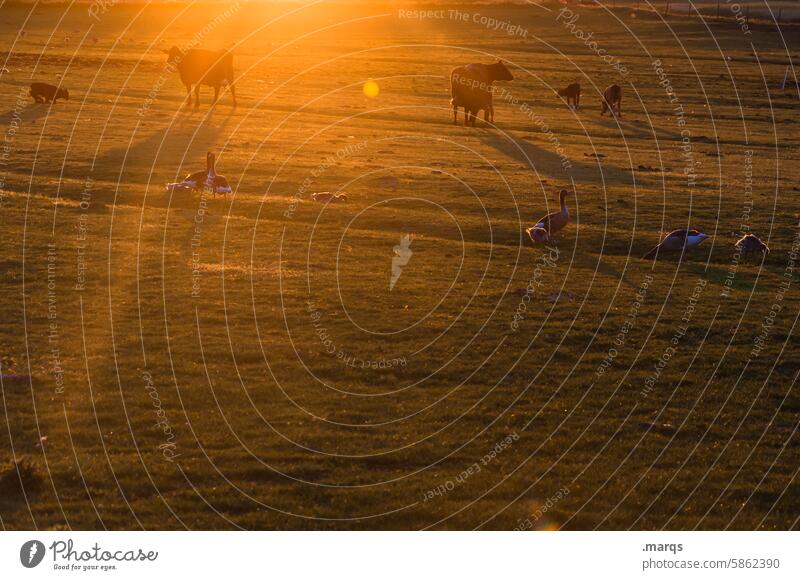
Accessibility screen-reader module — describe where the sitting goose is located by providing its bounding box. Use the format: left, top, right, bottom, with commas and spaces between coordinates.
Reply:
735, 233, 769, 259
165, 153, 209, 194
642, 229, 709, 259
166, 151, 232, 196
311, 191, 348, 203
533, 189, 573, 238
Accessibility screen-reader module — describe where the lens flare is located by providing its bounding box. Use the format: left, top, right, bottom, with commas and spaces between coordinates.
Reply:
363, 79, 379, 98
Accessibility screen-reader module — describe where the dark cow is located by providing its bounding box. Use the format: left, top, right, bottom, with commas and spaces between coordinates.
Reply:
450, 60, 513, 127
557, 82, 581, 109
601, 84, 622, 117
164, 46, 237, 108
29, 82, 69, 104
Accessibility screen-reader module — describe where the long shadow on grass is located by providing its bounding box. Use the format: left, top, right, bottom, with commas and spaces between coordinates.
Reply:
0, 102, 51, 125
474, 127, 625, 186
93, 108, 234, 184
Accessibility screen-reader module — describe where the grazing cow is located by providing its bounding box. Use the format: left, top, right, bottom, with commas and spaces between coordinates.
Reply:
29, 82, 69, 104
163, 46, 237, 108
557, 82, 581, 109
450, 60, 514, 127
601, 84, 622, 117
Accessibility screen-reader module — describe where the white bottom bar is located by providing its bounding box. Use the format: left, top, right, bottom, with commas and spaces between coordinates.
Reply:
1, 532, 797, 579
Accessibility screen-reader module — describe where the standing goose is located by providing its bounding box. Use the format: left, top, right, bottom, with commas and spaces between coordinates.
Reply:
534, 189, 573, 238
204, 151, 232, 196
642, 229, 709, 259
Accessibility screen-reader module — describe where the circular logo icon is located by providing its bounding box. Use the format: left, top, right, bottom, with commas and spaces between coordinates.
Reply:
20, 540, 46, 568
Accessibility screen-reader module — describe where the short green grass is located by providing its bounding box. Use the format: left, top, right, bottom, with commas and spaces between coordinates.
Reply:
0, 2, 798, 530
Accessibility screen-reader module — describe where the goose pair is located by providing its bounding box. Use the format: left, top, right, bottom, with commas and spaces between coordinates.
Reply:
526, 189, 573, 245
166, 152, 232, 196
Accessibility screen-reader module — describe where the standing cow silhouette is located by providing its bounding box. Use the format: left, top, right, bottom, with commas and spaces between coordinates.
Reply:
450, 60, 514, 127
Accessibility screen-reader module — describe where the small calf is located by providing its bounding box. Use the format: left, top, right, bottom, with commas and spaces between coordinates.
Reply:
557, 82, 581, 108
29, 82, 69, 104
601, 84, 622, 117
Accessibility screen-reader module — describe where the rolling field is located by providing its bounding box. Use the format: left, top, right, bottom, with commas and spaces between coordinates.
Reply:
0, 1, 798, 530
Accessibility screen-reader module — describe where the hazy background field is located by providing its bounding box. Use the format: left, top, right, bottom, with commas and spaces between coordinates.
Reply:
0, 1, 798, 529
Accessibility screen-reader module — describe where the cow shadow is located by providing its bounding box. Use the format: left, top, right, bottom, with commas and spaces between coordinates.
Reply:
594, 115, 682, 143
0, 101, 53, 125
594, 258, 638, 290
596, 114, 723, 148
474, 128, 628, 187
92, 110, 232, 185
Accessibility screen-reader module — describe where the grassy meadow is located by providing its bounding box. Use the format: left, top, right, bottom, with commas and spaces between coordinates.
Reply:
0, 1, 798, 530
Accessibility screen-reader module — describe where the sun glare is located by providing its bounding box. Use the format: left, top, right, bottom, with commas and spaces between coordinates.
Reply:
363, 79, 380, 98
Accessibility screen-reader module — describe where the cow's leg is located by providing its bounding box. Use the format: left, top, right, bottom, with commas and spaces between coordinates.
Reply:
213, 85, 220, 106
229, 81, 237, 107
452, 103, 458, 125
194, 84, 200, 108
184, 84, 193, 108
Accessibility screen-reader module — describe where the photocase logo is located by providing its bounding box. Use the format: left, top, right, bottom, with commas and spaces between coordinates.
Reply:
390, 233, 412, 291
20, 540, 46, 568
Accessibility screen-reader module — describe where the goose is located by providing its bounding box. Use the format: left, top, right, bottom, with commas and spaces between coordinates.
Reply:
534, 189, 573, 237
526, 226, 550, 245
735, 233, 769, 259
165, 165, 206, 194
166, 152, 231, 196
311, 192, 348, 203
642, 229, 709, 259
204, 152, 232, 196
